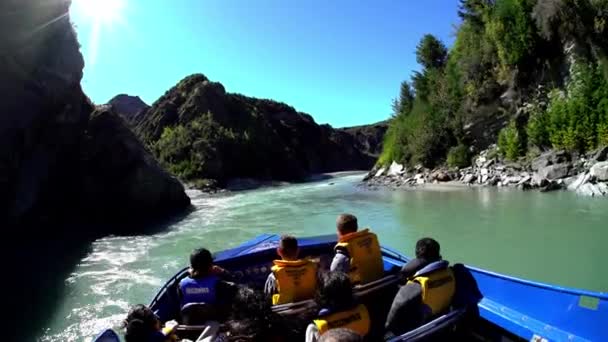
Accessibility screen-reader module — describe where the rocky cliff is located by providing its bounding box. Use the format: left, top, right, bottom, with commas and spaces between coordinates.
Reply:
109, 94, 150, 124
134, 74, 385, 188
0, 0, 190, 229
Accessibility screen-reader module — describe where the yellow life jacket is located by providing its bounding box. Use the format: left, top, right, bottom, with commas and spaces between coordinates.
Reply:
407, 266, 455, 316
313, 304, 370, 337
334, 229, 384, 284
271, 259, 318, 305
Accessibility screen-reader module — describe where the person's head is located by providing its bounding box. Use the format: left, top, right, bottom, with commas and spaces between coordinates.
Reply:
228, 287, 289, 341
316, 272, 354, 312
277, 235, 299, 260
415, 237, 441, 261
318, 328, 363, 342
124, 304, 160, 342
336, 214, 358, 238
190, 248, 213, 278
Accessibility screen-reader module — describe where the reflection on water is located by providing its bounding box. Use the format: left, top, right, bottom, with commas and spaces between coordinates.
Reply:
40, 174, 608, 341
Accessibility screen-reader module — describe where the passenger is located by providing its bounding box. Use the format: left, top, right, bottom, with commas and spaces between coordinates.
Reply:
178, 248, 235, 309
305, 272, 370, 342
384, 238, 456, 337
330, 213, 384, 284
217, 287, 291, 341
124, 304, 178, 342
264, 235, 319, 304
318, 328, 363, 342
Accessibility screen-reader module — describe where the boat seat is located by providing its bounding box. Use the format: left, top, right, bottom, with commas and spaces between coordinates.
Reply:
180, 302, 218, 325
271, 274, 399, 317
387, 308, 467, 341
353, 274, 399, 297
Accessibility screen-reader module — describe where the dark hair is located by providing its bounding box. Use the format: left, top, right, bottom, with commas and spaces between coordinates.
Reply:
124, 304, 158, 342
279, 235, 298, 259
227, 287, 291, 341
316, 272, 354, 312
415, 238, 441, 261
190, 248, 213, 276
336, 214, 358, 234
318, 328, 363, 342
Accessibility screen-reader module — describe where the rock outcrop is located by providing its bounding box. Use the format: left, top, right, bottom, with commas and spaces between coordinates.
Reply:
339, 121, 388, 157
135, 74, 383, 188
0, 0, 190, 228
365, 146, 608, 197
108, 94, 150, 124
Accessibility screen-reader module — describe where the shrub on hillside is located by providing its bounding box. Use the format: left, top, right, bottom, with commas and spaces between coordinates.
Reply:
447, 144, 471, 168
498, 120, 523, 161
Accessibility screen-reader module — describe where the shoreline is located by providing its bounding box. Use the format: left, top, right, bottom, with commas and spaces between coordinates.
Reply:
363, 147, 608, 197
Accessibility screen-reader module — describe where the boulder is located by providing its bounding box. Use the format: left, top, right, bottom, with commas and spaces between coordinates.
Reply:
481, 174, 489, 184
506, 176, 522, 184
387, 161, 405, 177
374, 168, 386, 178
540, 181, 563, 192
517, 175, 531, 185
597, 182, 608, 195
531, 150, 570, 171
431, 170, 451, 182
577, 183, 604, 197
483, 159, 495, 168
538, 163, 571, 180
531, 173, 548, 187
463, 174, 476, 184
592, 146, 608, 162
567, 172, 590, 191
590, 161, 608, 181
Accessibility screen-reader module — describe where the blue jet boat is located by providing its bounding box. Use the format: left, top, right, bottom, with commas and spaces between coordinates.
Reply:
95, 234, 607, 341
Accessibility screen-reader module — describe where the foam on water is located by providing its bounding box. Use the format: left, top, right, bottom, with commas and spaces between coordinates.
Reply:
39, 173, 608, 341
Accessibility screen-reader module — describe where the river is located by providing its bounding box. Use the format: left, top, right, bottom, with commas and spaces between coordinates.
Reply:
39, 172, 608, 341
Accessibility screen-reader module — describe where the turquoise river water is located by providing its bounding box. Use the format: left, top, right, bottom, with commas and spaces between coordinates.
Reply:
39, 172, 608, 341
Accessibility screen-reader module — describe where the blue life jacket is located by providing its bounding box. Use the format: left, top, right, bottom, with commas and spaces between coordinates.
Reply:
179, 275, 219, 308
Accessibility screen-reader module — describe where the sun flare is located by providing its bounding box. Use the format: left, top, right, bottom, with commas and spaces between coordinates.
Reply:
74, 0, 124, 23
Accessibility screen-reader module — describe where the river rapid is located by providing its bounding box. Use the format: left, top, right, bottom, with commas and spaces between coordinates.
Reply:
40, 172, 608, 341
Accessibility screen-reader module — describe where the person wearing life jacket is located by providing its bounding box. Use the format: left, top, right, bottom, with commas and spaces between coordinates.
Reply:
264, 235, 319, 305
178, 248, 236, 311
305, 272, 371, 342
384, 238, 456, 337
124, 304, 178, 342
330, 213, 384, 285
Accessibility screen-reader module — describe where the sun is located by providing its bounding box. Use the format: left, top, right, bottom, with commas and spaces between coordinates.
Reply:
74, 0, 124, 24
72, 0, 127, 66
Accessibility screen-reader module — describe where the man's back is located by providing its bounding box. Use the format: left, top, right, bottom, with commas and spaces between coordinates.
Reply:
332, 229, 384, 284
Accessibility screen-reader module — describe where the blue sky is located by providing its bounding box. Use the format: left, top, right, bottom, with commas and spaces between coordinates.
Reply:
71, 0, 461, 127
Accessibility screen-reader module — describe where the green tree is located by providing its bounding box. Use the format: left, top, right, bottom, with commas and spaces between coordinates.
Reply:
391, 81, 414, 116
416, 34, 448, 70
498, 120, 523, 160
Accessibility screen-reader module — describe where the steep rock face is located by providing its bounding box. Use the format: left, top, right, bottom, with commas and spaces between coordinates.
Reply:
135, 74, 380, 186
0, 0, 190, 228
108, 94, 150, 124
340, 121, 388, 157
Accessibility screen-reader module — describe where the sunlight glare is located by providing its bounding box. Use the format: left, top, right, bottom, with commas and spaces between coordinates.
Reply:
75, 0, 124, 23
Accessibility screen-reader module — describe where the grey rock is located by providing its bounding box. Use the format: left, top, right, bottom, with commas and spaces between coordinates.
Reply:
592, 146, 608, 162
540, 181, 563, 192
483, 159, 495, 168
463, 174, 476, 184
374, 168, 386, 178
567, 173, 590, 191
538, 163, 571, 180
577, 183, 603, 197
597, 182, 608, 195
590, 161, 608, 181
506, 176, 522, 184
517, 175, 531, 185
531, 173, 548, 187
